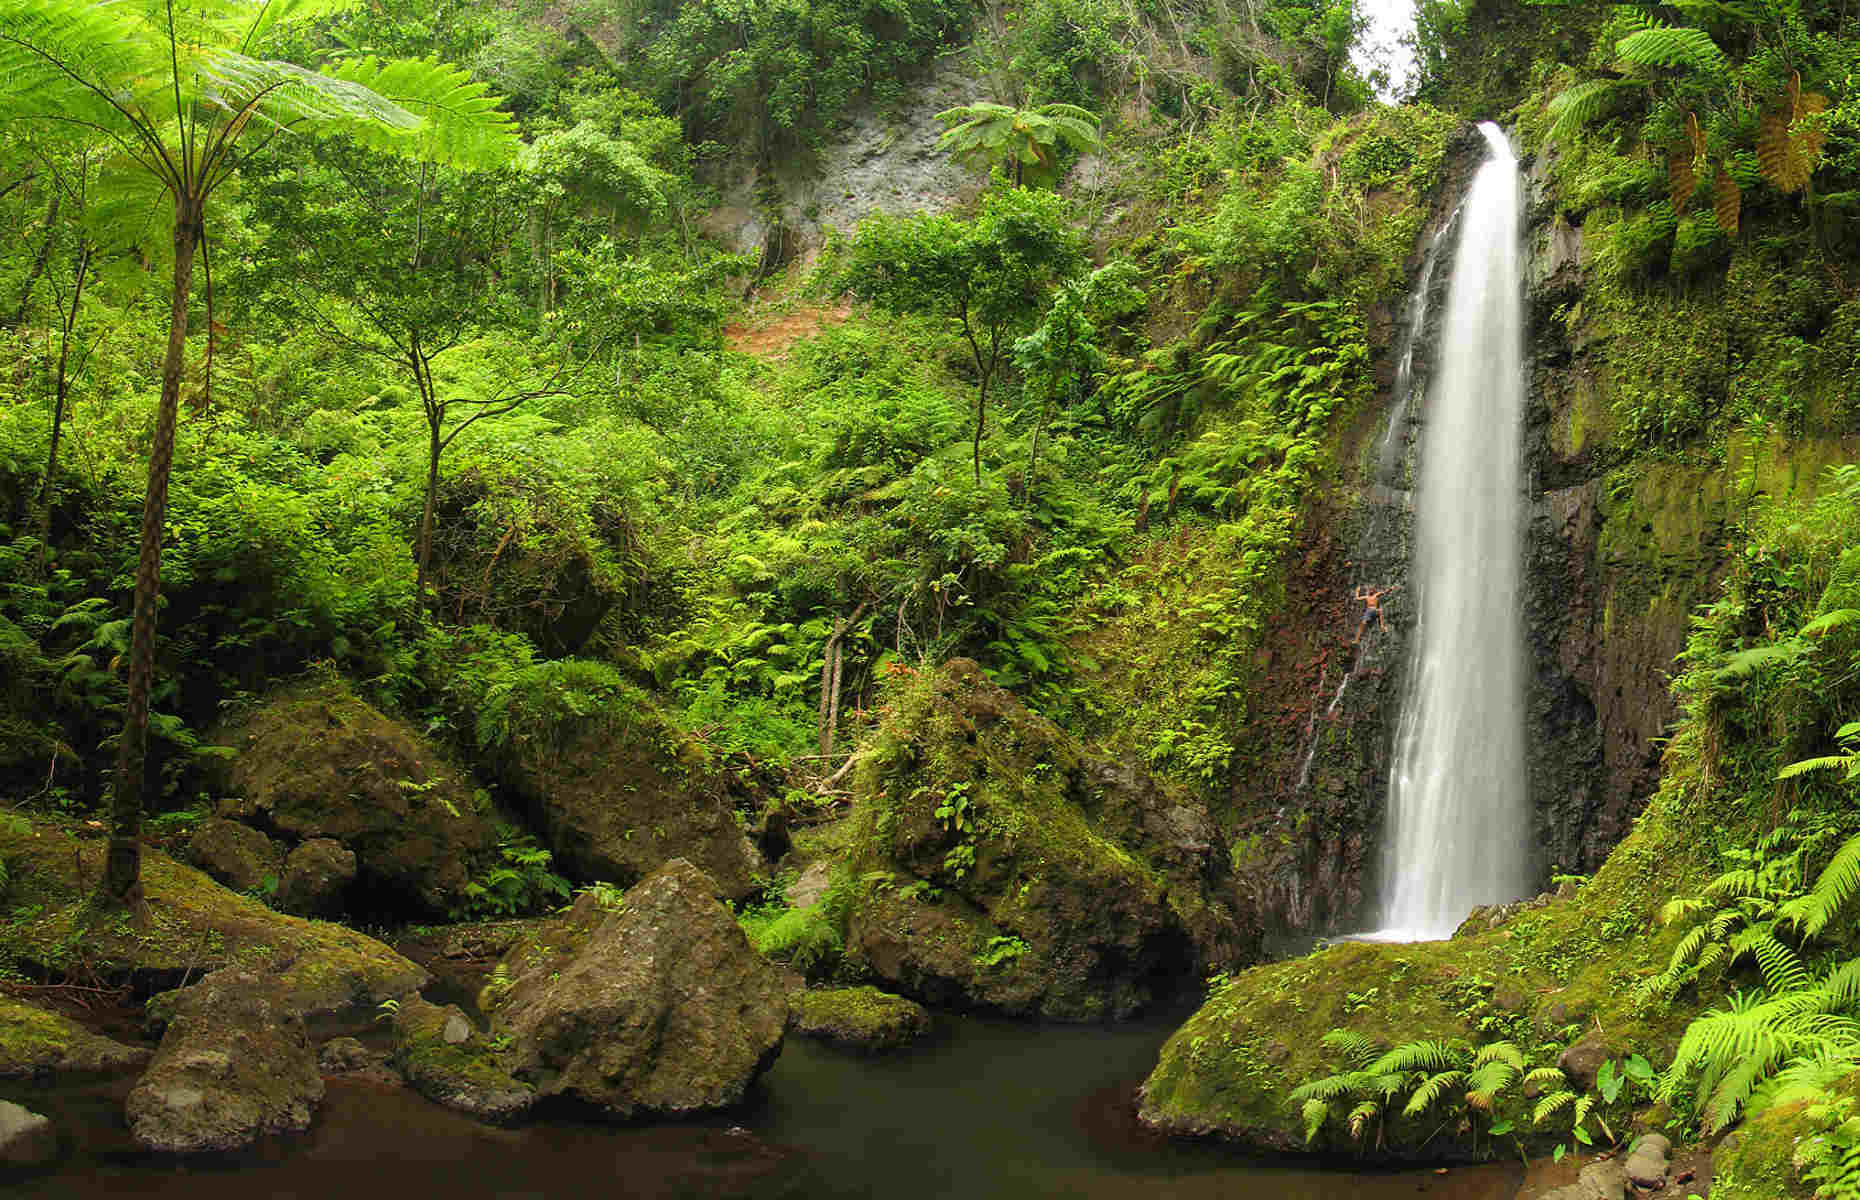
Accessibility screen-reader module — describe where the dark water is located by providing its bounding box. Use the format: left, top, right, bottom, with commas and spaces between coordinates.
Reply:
7, 1012, 1523, 1200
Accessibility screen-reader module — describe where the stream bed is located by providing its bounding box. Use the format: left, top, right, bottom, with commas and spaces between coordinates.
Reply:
9, 1011, 1525, 1199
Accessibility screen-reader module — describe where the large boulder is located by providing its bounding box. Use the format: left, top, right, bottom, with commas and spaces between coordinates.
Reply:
0, 821, 426, 1034
390, 997, 533, 1123
843, 660, 1249, 1020
485, 859, 787, 1119
275, 838, 357, 916
486, 673, 764, 900
0, 994, 150, 1081
184, 818, 281, 893
216, 680, 502, 916
126, 968, 324, 1154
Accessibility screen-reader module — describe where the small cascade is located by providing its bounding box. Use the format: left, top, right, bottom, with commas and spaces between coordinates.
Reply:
1371, 123, 1530, 940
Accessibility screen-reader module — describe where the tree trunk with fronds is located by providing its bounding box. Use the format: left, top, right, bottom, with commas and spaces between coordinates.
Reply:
102, 196, 200, 906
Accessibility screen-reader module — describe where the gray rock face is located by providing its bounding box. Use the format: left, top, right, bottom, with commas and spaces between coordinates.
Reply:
126, 968, 324, 1154
390, 998, 532, 1124
276, 838, 357, 916
0, 1100, 57, 1166
185, 818, 281, 893
489, 859, 788, 1119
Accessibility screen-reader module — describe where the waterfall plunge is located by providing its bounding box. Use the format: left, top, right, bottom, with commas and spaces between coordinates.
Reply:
1375, 124, 1529, 940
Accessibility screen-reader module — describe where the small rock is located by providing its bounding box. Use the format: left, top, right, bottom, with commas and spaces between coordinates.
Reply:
0, 1100, 57, 1166
317, 1037, 376, 1073
391, 998, 531, 1123
1558, 1036, 1615, 1091
1576, 1159, 1630, 1200
276, 838, 357, 916
785, 861, 833, 910
790, 987, 932, 1051
1625, 1132, 1672, 1188
185, 818, 281, 893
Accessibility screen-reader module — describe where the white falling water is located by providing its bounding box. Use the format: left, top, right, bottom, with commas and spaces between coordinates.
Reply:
1374, 123, 1529, 940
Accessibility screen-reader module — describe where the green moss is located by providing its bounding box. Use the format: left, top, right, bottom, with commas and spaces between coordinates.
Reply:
790, 986, 931, 1049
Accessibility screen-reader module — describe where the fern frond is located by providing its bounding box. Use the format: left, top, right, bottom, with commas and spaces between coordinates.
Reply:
1546, 79, 1628, 146
1368, 1039, 1464, 1077
1614, 23, 1726, 71
1534, 1090, 1577, 1124
1733, 926, 1812, 994
1300, 1097, 1329, 1144
1779, 754, 1859, 780
1800, 609, 1860, 637
1403, 1071, 1466, 1118
1777, 834, 1860, 938
1474, 1042, 1526, 1072
1717, 641, 1802, 680
1320, 1029, 1385, 1070
1707, 867, 1759, 900
1289, 1072, 1361, 1105
1346, 1099, 1380, 1141
1658, 896, 1707, 925
1524, 1067, 1568, 1091
1712, 166, 1741, 234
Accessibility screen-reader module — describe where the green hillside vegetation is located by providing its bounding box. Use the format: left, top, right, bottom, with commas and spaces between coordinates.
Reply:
1, 0, 1859, 1193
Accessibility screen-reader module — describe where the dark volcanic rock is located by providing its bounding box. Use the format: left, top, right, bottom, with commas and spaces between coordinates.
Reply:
126, 968, 324, 1154
487, 860, 787, 1118
276, 838, 357, 916
391, 997, 533, 1123
184, 818, 281, 893
844, 660, 1247, 1020
217, 680, 502, 916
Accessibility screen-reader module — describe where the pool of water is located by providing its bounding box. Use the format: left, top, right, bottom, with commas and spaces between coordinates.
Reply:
7, 1010, 1524, 1200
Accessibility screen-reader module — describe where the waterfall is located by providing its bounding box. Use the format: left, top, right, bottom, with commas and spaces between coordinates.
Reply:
1374, 123, 1529, 940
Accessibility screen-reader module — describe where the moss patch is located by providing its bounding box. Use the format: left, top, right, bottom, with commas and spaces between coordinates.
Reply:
790, 986, 932, 1050
0, 820, 424, 1030
0, 993, 149, 1079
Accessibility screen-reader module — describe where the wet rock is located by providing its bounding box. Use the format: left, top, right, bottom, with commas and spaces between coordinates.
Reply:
0, 1100, 57, 1166
790, 987, 932, 1051
126, 968, 324, 1154
1557, 1036, 1615, 1091
217, 680, 502, 916
496, 700, 764, 901
785, 861, 832, 909
1624, 1133, 1671, 1188
489, 860, 787, 1119
1577, 1159, 1630, 1199
184, 818, 281, 893
845, 660, 1247, 1020
390, 997, 532, 1123
276, 838, 356, 916
0, 994, 151, 1081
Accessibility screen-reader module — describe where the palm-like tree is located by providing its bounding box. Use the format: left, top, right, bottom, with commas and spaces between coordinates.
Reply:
0, 0, 518, 904
934, 101, 1101, 188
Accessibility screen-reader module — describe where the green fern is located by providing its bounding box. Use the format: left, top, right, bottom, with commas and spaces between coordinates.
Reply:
1403, 1070, 1466, 1118
1614, 23, 1727, 72
1546, 79, 1629, 145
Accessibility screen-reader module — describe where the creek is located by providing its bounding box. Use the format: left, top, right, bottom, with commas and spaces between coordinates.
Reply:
9, 1009, 1525, 1199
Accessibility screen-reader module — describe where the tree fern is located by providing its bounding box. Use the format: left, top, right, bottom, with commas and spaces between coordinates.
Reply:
1546, 79, 1628, 146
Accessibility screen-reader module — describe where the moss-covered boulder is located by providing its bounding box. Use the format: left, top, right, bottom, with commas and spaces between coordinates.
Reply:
0, 820, 426, 1032
1136, 789, 1711, 1160
488, 674, 764, 901
126, 967, 324, 1154
486, 859, 787, 1119
844, 660, 1250, 1021
0, 995, 149, 1081
275, 838, 356, 916
216, 680, 501, 916
1710, 1070, 1859, 1200
183, 818, 281, 894
790, 987, 932, 1051
390, 996, 533, 1123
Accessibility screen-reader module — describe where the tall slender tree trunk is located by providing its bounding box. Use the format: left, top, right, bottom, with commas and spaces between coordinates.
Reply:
417, 400, 441, 611
39, 243, 91, 561
102, 200, 200, 906
10, 189, 60, 328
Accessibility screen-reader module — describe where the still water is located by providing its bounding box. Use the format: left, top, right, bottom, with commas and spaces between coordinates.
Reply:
9, 1011, 1522, 1199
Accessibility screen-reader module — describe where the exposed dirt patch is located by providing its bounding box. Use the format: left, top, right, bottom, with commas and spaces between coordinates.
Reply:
724, 304, 852, 362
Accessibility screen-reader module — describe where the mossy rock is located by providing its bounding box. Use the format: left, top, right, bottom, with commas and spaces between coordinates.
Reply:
790, 987, 932, 1051
845, 660, 1249, 1020
390, 996, 533, 1123
216, 679, 501, 917
494, 694, 763, 901
1137, 787, 1715, 1160
0, 820, 425, 1033
1710, 1068, 1860, 1200
0, 994, 149, 1081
